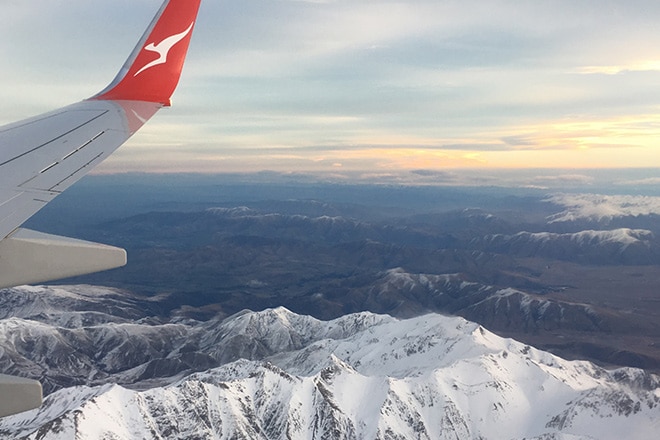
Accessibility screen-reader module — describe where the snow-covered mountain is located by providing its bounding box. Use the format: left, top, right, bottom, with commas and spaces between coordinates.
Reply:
473, 228, 657, 264
0, 294, 658, 439
546, 193, 660, 222
366, 268, 615, 335
484, 228, 654, 248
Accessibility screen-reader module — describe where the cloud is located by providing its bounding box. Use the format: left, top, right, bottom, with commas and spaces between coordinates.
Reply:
577, 62, 660, 75
533, 174, 595, 184
440, 143, 508, 151
616, 177, 660, 186
4, 0, 660, 175
546, 193, 660, 222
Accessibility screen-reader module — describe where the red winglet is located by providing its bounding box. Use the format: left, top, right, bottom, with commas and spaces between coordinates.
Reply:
92, 0, 202, 105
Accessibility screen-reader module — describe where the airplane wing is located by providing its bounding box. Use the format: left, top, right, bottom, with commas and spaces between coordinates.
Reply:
0, 0, 202, 289
0, 0, 202, 417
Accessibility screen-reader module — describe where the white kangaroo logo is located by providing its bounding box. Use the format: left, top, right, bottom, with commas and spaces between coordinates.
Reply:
134, 22, 194, 76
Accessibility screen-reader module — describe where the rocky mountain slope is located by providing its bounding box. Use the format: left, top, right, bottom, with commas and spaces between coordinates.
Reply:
0, 297, 658, 439
1, 260, 659, 401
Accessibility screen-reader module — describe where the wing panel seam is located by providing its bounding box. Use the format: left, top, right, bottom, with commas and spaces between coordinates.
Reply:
49, 152, 105, 191
0, 111, 109, 168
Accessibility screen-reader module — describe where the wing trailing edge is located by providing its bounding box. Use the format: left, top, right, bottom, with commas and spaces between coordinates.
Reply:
0, 229, 126, 289
0, 375, 42, 419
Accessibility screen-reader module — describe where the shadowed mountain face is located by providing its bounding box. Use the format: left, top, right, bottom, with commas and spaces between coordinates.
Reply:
14, 176, 660, 373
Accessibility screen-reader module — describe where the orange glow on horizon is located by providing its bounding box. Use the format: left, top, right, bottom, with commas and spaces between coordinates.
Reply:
96, 112, 660, 174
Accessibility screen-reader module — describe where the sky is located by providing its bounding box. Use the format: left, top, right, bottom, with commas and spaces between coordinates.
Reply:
2, 0, 660, 184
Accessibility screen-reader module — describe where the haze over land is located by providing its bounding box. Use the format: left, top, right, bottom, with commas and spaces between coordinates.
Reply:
21, 171, 660, 372
0, 171, 658, 437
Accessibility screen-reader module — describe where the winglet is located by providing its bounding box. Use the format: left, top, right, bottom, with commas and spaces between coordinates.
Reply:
91, 0, 202, 105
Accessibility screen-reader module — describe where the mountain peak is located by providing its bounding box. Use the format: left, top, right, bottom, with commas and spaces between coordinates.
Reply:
0, 296, 658, 439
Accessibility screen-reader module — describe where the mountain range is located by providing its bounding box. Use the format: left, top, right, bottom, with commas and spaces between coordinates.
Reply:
0, 285, 658, 439
47, 196, 660, 373
1, 176, 659, 438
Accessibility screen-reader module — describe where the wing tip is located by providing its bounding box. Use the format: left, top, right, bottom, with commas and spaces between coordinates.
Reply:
92, 0, 202, 104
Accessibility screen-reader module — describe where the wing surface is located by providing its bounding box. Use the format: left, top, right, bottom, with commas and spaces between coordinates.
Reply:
0, 0, 203, 419
0, 100, 160, 240
0, 0, 201, 288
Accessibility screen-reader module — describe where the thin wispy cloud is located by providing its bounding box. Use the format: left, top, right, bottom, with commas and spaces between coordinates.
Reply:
577, 60, 660, 75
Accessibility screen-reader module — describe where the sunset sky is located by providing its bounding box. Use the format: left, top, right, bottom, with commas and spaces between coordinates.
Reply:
2, 0, 660, 180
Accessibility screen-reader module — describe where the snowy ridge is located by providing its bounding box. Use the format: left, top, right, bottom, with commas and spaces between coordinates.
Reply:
0, 278, 623, 398
484, 228, 653, 248
207, 206, 356, 226
474, 227, 658, 265
373, 269, 604, 333
379, 268, 477, 293
546, 193, 660, 222
202, 205, 384, 245
0, 308, 658, 440
0, 289, 393, 395
0, 284, 152, 326
563, 228, 653, 246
